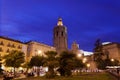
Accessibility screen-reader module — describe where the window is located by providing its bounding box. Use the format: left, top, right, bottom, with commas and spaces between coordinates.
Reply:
0, 41, 4, 46
56, 31, 58, 36
12, 44, 15, 48
7, 43, 11, 47
61, 31, 64, 36
0, 47, 3, 52
6, 49, 10, 53
18, 45, 22, 49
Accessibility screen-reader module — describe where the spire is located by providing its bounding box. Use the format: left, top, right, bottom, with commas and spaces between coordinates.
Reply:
57, 17, 63, 26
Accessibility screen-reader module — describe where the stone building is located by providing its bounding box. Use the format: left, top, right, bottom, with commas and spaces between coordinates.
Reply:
102, 42, 120, 62
71, 41, 84, 57
26, 41, 56, 61
0, 36, 28, 69
53, 18, 68, 54
0, 36, 27, 60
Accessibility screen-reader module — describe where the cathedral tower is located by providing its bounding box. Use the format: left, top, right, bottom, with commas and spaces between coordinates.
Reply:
53, 18, 68, 54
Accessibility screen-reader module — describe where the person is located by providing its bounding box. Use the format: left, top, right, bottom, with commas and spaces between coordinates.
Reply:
117, 68, 119, 75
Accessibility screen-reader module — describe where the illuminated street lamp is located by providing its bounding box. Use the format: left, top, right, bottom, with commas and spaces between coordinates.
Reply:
87, 63, 90, 70
87, 63, 90, 68
111, 58, 115, 66
77, 53, 82, 58
82, 58, 87, 63
111, 58, 114, 62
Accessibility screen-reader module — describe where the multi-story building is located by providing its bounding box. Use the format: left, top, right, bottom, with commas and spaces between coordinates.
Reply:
102, 42, 120, 62
0, 36, 28, 61
26, 41, 56, 61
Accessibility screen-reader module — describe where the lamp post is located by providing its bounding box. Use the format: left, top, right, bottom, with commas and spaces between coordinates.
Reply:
87, 63, 90, 72
111, 58, 114, 66
77, 53, 82, 58
82, 58, 87, 63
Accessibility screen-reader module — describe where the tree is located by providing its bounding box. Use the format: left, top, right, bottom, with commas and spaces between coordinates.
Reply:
93, 39, 120, 69
30, 55, 45, 67
4, 50, 25, 76
93, 39, 105, 69
58, 51, 79, 76
93, 39, 104, 61
29, 55, 46, 76
45, 51, 58, 78
22, 61, 32, 74
74, 58, 85, 75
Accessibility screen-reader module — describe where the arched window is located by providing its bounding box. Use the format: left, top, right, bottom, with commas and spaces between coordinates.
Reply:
0, 41, 4, 45
7, 43, 11, 47
61, 31, 64, 36
56, 31, 58, 36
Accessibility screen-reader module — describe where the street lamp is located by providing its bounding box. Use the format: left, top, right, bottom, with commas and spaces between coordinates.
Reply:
87, 63, 90, 71
111, 58, 115, 66
111, 58, 114, 62
83, 58, 87, 63
77, 53, 82, 58
87, 63, 90, 68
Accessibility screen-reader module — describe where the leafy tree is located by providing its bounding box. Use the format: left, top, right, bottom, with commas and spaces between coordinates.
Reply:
44, 51, 58, 78
93, 39, 105, 69
110, 59, 119, 66
74, 58, 85, 75
93, 39, 104, 61
58, 51, 81, 76
22, 61, 32, 74
4, 50, 25, 76
29, 55, 46, 76
93, 39, 120, 69
30, 55, 45, 67
103, 58, 119, 69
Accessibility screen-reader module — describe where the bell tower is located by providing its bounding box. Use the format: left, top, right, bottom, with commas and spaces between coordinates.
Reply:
53, 18, 68, 54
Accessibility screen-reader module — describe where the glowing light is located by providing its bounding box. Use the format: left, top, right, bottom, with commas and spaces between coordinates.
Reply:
83, 58, 87, 63
81, 50, 93, 55
87, 63, 90, 68
111, 58, 114, 62
1, 65, 5, 69
102, 42, 111, 45
57, 18, 63, 26
19, 67, 23, 70
38, 50, 42, 54
77, 53, 82, 57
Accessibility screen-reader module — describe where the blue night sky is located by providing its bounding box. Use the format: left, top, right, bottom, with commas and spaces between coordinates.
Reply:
1, 0, 120, 52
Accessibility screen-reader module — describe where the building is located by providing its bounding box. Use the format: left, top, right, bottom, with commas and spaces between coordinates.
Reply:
71, 41, 84, 57
53, 18, 68, 54
71, 41, 80, 53
0, 36, 28, 68
102, 42, 120, 62
26, 41, 56, 61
